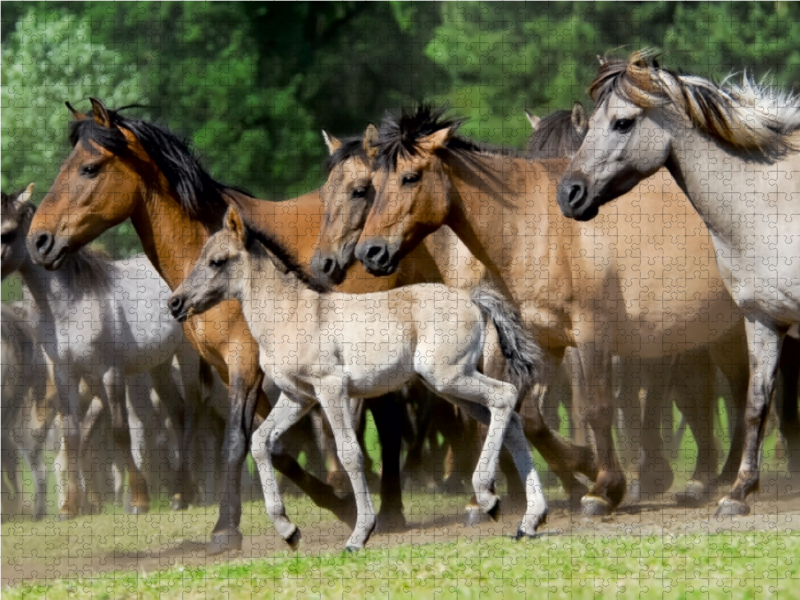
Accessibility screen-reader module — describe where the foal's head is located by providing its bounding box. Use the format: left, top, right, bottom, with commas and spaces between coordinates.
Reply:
1, 185, 35, 280
168, 208, 250, 323
311, 124, 379, 286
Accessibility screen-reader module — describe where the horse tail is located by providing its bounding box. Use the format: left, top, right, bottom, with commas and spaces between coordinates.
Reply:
470, 283, 545, 391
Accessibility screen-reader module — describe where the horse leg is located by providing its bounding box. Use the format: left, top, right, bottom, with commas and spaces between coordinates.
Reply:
717, 318, 783, 516
54, 370, 83, 520
316, 379, 376, 552
252, 391, 314, 549
778, 336, 800, 474
21, 376, 49, 520
638, 358, 674, 498
369, 395, 406, 532
101, 369, 149, 515
576, 342, 626, 515
672, 348, 718, 505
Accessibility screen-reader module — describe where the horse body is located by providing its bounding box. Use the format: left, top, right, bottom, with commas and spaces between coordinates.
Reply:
170, 207, 548, 550
3, 189, 201, 517
353, 107, 747, 514
557, 50, 800, 515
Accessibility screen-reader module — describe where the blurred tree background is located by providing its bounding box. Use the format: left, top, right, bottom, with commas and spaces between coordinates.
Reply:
2, 1, 799, 273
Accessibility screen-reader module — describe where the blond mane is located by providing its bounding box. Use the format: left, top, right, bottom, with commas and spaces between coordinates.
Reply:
589, 49, 800, 159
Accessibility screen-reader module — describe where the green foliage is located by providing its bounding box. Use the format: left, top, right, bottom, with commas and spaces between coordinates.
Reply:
1, 8, 145, 196
1, 1, 798, 260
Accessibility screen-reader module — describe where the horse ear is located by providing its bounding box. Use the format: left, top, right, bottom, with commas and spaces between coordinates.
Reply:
596, 54, 608, 67
16, 183, 34, 206
225, 207, 248, 245
524, 110, 541, 130
571, 102, 588, 137
322, 130, 342, 155
363, 123, 379, 159
65, 101, 86, 120
89, 98, 112, 128
418, 127, 453, 153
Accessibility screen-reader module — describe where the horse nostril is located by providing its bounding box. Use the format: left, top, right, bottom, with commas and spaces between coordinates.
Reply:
168, 296, 183, 314
322, 257, 335, 275
34, 232, 53, 254
568, 183, 585, 206
365, 244, 384, 261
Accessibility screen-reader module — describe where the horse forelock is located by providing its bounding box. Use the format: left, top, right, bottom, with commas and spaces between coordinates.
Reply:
68, 106, 237, 226
590, 50, 800, 160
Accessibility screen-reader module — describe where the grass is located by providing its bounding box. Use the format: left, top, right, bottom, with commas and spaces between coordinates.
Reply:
5, 532, 800, 599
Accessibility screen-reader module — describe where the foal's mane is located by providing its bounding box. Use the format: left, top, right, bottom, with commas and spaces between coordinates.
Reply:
526, 108, 585, 159
590, 49, 800, 160
69, 106, 249, 226
374, 104, 527, 172
243, 223, 329, 294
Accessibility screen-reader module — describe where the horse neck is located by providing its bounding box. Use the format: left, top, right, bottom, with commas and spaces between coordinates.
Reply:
242, 245, 317, 324
129, 182, 215, 291
666, 120, 799, 246
442, 151, 564, 292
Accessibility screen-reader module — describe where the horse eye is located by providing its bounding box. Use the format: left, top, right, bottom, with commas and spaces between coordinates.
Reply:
613, 118, 635, 133
80, 163, 101, 178
210, 257, 228, 268
401, 173, 420, 186
351, 187, 367, 199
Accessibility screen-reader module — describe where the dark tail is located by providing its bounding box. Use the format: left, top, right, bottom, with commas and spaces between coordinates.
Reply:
470, 283, 546, 391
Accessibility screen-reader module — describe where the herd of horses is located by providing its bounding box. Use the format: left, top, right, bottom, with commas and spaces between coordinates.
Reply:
3, 49, 800, 552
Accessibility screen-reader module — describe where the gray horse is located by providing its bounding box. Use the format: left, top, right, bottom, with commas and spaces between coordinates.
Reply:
1, 185, 204, 517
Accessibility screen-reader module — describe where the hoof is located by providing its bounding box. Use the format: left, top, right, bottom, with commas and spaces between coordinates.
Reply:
627, 479, 642, 503
344, 544, 360, 553
127, 505, 149, 516
285, 527, 301, 551
207, 529, 244, 555
580, 495, 613, 517
464, 505, 490, 528
715, 497, 750, 517
675, 481, 708, 507
487, 499, 501, 522
170, 495, 189, 511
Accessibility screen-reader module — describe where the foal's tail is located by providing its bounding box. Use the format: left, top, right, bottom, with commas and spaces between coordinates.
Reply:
470, 283, 546, 391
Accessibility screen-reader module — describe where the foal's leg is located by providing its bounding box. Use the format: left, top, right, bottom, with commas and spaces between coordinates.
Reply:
777, 336, 800, 474
718, 318, 784, 516
251, 392, 314, 549
316, 378, 376, 551
53, 368, 83, 519
369, 395, 406, 531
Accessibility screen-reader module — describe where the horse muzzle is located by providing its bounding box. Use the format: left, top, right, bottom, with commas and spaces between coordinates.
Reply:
27, 230, 69, 270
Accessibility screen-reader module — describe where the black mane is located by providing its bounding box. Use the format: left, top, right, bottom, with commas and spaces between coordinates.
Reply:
68, 106, 248, 226
243, 223, 329, 294
526, 109, 585, 159
324, 136, 369, 173
375, 104, 526, 171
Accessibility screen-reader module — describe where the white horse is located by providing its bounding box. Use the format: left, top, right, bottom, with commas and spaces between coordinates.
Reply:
558, 49, 800, 516
1, 186, 205, 517
169, 206, 548, 551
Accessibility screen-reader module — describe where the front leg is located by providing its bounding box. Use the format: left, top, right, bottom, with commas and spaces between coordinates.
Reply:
317, 377, 376, 551
251, 391, 315, 549
717, 317, 784, 516
102, 369, 150, 514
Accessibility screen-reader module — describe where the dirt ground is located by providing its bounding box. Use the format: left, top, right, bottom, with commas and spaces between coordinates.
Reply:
5, 472, 800, 588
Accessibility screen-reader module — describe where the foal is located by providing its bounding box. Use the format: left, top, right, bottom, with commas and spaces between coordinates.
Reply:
170, 207, 548, 550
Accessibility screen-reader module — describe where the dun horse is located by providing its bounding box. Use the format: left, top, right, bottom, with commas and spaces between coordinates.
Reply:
353, 105, 748, 515
27, 99, 441, 552
169, 206, 549, 550
558, 50, 800, 515
2, 185, 202, 518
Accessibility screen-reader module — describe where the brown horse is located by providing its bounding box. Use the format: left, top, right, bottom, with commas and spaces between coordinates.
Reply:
26, 99, 427, 552
354, 106, 749, 515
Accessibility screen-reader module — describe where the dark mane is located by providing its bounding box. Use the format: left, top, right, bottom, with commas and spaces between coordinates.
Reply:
68, 106, 250, 226
526, 109, 585, 159
243, 223, 329, 294
324, 136, 369, 173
